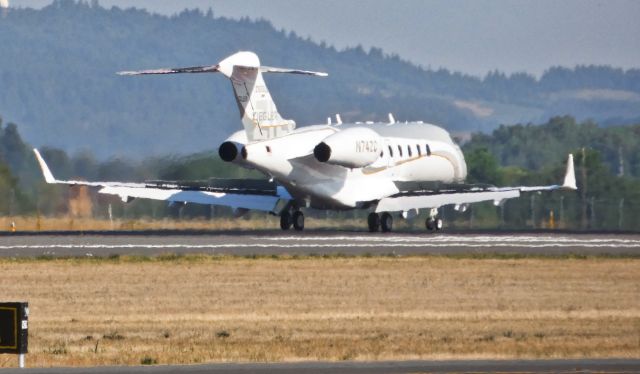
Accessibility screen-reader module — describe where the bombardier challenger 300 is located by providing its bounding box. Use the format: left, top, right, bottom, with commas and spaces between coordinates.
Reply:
34, 51, 576, 232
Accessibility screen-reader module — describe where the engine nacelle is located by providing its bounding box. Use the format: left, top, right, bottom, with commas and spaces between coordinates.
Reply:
218, 130, 247, 162
313, 127, 382, 168
218, 141, 239, 161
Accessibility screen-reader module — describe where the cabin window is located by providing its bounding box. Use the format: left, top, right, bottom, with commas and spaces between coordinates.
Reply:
416, 144, 421, 156
407, 145, 412, 157
425, 144, 431, 156
397, 145, 403, 157
266, 145, 272, 153
388, 145, 394, 157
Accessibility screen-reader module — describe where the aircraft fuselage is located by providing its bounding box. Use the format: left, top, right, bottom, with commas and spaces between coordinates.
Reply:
234, 122, 467, 210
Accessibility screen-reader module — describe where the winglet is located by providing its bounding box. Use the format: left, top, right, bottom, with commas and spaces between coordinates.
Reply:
562, 154, 577, 190
33, 149, 56, 184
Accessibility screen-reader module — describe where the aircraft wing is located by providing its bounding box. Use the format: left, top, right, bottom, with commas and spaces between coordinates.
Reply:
33, 149, 290, 214
375, 154, 577, 213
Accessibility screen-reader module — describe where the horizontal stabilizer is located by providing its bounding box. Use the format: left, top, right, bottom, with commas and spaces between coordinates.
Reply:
116, 51, 326, 142
117, 65, 219, 76
261, 66, 328, 77
118, 65, 327, 77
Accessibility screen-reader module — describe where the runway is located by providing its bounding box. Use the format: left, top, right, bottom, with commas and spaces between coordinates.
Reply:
2, 235, 638, 373
0, 231, 639, 257
4, 359, 640, 373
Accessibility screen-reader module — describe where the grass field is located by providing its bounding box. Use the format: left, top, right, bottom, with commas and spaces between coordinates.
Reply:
0, 255, 639, 367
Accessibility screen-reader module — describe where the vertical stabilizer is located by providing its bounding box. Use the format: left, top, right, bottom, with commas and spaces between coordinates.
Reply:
217, 52, 294, 141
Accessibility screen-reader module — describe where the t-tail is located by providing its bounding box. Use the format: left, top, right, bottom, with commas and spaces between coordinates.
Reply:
118, 51, 327, 141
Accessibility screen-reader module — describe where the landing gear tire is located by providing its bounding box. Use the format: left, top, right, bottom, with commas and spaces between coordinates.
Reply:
292, 211, 305, 231
367, 213, 380, 232
426, 218, 435, 231
426, 217, 443, 231
380, 212, 393, 233
280, 211, 292, 230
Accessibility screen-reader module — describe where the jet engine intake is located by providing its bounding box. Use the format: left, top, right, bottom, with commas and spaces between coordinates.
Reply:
313, 142, 332, 162
218, 141, 240, 162
313, 127, 382, 168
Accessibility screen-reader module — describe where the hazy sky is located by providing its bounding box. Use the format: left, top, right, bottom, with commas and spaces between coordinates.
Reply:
10, 0, 640, 77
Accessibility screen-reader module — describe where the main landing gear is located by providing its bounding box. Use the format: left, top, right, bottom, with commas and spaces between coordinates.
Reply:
368, 208, 443, 233
280, 209, 305, 231
280, 208, 443, 233
368, 212, 393, 232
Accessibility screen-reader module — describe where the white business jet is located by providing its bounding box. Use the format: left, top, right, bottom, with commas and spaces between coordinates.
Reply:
34, 51, 577, 232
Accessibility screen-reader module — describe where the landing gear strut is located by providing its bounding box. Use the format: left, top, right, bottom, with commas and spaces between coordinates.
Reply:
425, 208, 443, 232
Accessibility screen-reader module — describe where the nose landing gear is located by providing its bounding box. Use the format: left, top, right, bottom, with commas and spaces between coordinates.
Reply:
425, 217, 443, 231
425, 208, 443, 232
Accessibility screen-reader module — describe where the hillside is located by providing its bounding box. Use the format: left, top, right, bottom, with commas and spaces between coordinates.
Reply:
0, 0, 639, 158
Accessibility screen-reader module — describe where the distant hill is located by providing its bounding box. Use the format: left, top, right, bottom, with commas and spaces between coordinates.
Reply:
1, 0, 639, 158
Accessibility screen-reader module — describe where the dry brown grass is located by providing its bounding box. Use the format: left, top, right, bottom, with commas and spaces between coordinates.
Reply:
0, 256, 639, 367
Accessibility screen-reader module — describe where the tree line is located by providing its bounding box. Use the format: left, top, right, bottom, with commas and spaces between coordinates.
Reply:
0, 114, 638, 230
463, 117, 640, 230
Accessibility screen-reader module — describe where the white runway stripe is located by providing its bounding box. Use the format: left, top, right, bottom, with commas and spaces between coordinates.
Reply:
1, 242, 640, 250
265, 235, 640, 244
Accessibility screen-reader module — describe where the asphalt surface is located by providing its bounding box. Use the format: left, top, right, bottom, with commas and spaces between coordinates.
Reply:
4, 359, 640, 373
0, 231, 639, 257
